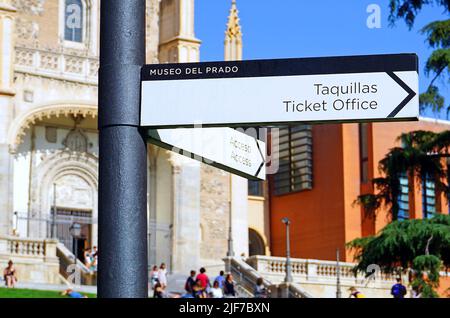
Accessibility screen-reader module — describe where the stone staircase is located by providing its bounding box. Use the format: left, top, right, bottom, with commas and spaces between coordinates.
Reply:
56, 243, 97, 286
224, 256, 312, 298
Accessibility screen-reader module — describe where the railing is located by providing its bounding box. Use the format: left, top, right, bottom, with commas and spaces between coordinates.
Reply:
0, 236, 61, 284
14, 45, 99, 85
56, 243, 97, 286
246, 255, 397, 287
224, 256, 311, 298
0, 235, 57, 259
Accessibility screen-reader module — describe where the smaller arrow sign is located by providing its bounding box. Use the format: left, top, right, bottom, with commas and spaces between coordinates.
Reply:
147, 128, 266, 180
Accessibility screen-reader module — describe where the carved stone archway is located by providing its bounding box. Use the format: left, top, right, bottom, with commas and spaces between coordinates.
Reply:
7, 102, 97, 154
28, 151, 98, 242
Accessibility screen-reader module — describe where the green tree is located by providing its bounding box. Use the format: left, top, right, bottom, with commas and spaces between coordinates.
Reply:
388, 0, 450, 114
347, 214, 450, 297
355, 130, 449, 221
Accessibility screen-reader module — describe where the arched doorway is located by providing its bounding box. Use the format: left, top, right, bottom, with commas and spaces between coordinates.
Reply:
9, 103, 99, 253
49, 172, 95, 260
248, 228, 266, 256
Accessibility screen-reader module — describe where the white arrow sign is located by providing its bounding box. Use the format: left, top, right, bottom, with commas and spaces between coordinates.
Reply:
147, 128, 266, 180
140, 54, 418, 128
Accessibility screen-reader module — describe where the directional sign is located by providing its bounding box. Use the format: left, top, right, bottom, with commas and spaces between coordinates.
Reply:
140, 54, 418, 128
147, 128, 266, 180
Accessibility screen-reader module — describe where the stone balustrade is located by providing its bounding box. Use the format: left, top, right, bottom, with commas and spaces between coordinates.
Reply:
246, 255, 399, 298
0, 236, 61, 284
14, 45, 99, 85
246, 255, 396, 284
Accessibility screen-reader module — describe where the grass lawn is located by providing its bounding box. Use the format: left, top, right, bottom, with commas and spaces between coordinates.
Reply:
0, 287, 96, 298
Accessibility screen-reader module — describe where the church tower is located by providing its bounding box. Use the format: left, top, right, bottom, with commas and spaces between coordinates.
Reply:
224, 0, 242, 61
158, 0, 201, 63
0, 0, 15, 235
225, 0, 249, 260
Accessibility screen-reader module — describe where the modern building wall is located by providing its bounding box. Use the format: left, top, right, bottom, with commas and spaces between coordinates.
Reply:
270, 119, 450, 262
270, 124, 347, 261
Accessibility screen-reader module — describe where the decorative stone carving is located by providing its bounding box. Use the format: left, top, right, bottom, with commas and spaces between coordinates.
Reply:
40, 52, 59, 71
54, 174, 93, 210
63, 128, 88, 153
15, 18, 39, 42
12, 0, 45, 15
88, 60, 99, 77
15, 46, 34, 66
64, 56, 84, 74
8, 103, 98, 153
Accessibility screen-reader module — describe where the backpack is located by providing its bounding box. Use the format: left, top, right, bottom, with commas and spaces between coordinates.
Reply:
392, 284, 406, 297
184, 279, 190, 292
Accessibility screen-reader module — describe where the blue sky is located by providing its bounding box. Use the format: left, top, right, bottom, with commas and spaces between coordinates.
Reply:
195, 0, 449, 119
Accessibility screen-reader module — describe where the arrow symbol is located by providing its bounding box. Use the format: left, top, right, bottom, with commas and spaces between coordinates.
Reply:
386, 71, 417, 118
254, 139, 265, 178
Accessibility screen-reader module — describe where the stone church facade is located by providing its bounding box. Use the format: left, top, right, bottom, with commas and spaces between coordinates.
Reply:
0, 0, 270, 279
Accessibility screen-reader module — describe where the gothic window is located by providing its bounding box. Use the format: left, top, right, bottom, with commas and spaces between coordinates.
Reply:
64, 0, 83, 43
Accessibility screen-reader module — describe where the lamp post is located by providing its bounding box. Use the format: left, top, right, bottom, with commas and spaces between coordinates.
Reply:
282, 217, 292, 283
70, 222, 82, 264
51, 183, 57, 239
336, 248, 342, 298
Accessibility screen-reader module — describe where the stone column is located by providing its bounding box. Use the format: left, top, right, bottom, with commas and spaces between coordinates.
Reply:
169, 153, 201, 273
231, 174, 249, 258
0, 1, 16, 236
147, 145, 158, 268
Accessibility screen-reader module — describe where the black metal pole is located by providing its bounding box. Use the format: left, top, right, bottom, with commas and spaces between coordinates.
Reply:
98, 0, 148, 298
52, 183, 57, 239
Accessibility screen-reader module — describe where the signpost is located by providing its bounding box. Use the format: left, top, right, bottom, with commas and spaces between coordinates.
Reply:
147, 128, 266, 180
99, 1, 420, 297
98, 0, 148, 298
140, 54, 418, 128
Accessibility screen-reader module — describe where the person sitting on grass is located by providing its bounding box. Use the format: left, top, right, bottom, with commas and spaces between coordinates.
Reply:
61, 288, 88, 298
3, 260, 17, 288
348, 287, 365, 298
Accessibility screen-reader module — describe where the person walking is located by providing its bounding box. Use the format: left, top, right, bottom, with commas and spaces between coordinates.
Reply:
254, 277, 267, 298
223, 273, 236, 297
83, 248, 92, 268
411, 285, 422, 298
3, 260, 17, 288
153, 281, 166, 298
196, 267, 210, 291
214, 270, 225, 289
209, 280, 224, 298
150, 265, 159, 289
184, 270, 196, 297
90, 246, 98, 272
158, 263, 168, 289
391, 277, 407, 298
